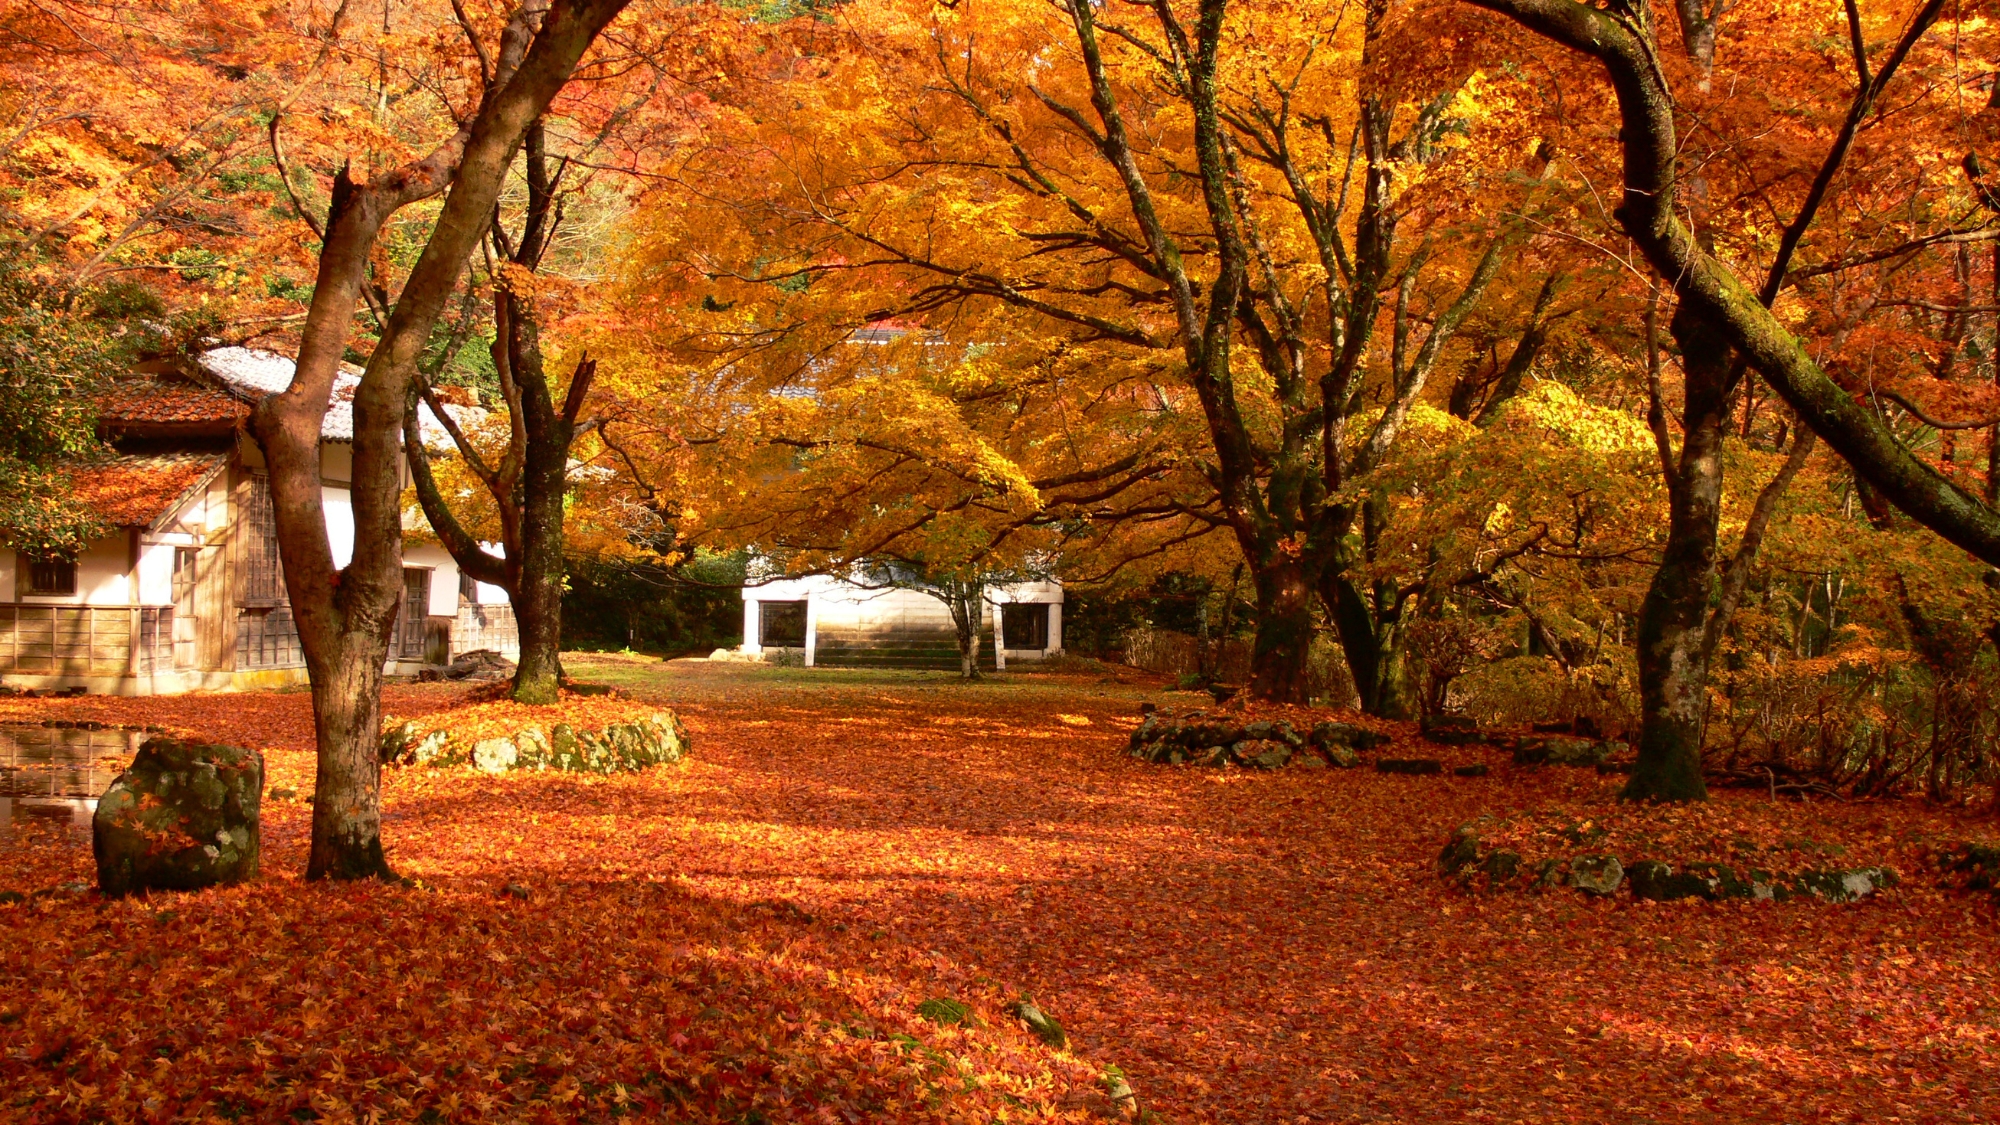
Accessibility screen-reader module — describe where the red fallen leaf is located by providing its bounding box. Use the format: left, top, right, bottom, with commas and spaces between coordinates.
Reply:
1, 660, 1997, 1122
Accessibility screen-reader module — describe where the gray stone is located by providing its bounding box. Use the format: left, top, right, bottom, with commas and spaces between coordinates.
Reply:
1235, 740, 1293, 769
1627, 859, 1727, 901
1376, 758, 1443, 775
1310, 721, 1389, 751
1792, 867, 1896, 903
1438, 825, 1482, 877
1515, 736, 1609, 767
94, 738, 263, 897
1568, 854, 1624, 896
1010, 998, 1067, 1048
1480, 849, 1522, 882
470, 737, 519, 774
1421, 714, 1487, 746
1944, 841, 2000, 891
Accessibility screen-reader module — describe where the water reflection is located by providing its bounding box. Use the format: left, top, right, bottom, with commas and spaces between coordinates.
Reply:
0, 725, 138, 846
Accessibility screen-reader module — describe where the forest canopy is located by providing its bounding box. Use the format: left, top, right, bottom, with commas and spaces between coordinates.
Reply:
5, 0, 1999, 804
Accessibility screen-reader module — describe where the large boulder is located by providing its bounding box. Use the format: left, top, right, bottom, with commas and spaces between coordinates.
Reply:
94, 738, 263, 897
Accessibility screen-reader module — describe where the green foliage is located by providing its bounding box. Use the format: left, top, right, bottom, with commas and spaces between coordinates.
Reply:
0, 259, 112, 551
562, 548, 750, 654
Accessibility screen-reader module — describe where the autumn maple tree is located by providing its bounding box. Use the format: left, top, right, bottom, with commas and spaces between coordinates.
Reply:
251, 0, 637, 878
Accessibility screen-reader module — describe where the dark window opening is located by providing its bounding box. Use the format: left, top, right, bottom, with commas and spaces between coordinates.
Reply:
242, 474, 284, 607
23, 551, 77, 596
759, 600, 808, 648
1002, 603, 1049, 650
235, 607, 303, 668
397, 568, 431, 659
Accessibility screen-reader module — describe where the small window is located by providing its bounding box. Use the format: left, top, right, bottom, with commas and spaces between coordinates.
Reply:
22, 550, 77, 596
172, 547, 197, 608
759, 601, 808, 648
1002, 603, 1049, 650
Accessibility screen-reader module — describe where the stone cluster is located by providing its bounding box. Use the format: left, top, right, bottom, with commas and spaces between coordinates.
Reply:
1127, 708, 1388, 769
1419, 714, 1628, 767
1438, 823, 1896, 903
93, 737, 263, 897
380, 712, 691, 775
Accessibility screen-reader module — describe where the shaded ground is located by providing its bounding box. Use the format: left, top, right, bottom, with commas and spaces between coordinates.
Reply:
3, 655, 1999, 1122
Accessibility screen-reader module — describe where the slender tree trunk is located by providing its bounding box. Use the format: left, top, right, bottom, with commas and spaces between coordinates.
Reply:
1626, 306, 1730, 802
957, 598, 982, 680
507, 349, 578, 703
512, 480, 566, 702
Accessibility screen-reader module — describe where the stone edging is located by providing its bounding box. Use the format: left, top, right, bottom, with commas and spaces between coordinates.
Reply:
380, 712, 691, 775
1438, 823, 1897, 903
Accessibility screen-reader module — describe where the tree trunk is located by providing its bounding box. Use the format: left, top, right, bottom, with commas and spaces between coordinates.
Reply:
957, 602, 982, 680
1325, 571, 1415, 720
507, 346, 578, 704
1625, 305, 1730, 802
305, 638, 392, 880
255, 0, 634, 879
1248, 560, 1314, 703
511, 510, 565, 703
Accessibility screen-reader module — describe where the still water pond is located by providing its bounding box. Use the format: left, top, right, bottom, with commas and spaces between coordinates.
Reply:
0, 725, 138, 845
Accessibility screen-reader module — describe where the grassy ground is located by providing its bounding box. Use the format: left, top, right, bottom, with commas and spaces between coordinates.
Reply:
2, 656, 1997, 1123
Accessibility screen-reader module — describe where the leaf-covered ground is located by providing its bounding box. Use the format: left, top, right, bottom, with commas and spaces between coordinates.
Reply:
3, 656, 1999, 1123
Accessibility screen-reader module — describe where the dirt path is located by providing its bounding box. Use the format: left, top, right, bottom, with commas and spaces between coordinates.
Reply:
2, 658, 1997, 1123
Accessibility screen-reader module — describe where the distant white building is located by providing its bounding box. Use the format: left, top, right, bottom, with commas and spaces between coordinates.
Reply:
0, 347, 517, 695
739, 573, 1062, 670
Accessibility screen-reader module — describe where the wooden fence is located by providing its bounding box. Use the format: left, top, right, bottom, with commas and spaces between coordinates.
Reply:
0, 605, 175, 677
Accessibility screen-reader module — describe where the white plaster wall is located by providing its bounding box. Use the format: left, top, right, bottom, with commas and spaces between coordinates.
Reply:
134, 541, 177, 605
323, 487, 355, 569
403, 545, 461, 616
77, 536, 130, 606
473, 541, 508, 604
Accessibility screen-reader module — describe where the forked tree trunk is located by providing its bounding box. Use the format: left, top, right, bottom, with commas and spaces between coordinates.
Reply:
1326, 571, 1415, 720
256, 0, 632, 879
405, 123, 598, 707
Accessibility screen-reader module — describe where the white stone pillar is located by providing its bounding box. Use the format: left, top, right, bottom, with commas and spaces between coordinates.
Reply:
1048, 600, 1063, 654
803, 597, 818, 668
742, 599, 761, 654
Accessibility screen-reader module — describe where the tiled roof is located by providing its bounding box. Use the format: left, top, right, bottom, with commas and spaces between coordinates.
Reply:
69, 453, 226, 528
96, 377, 250, 429
197, 346, 480, 445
